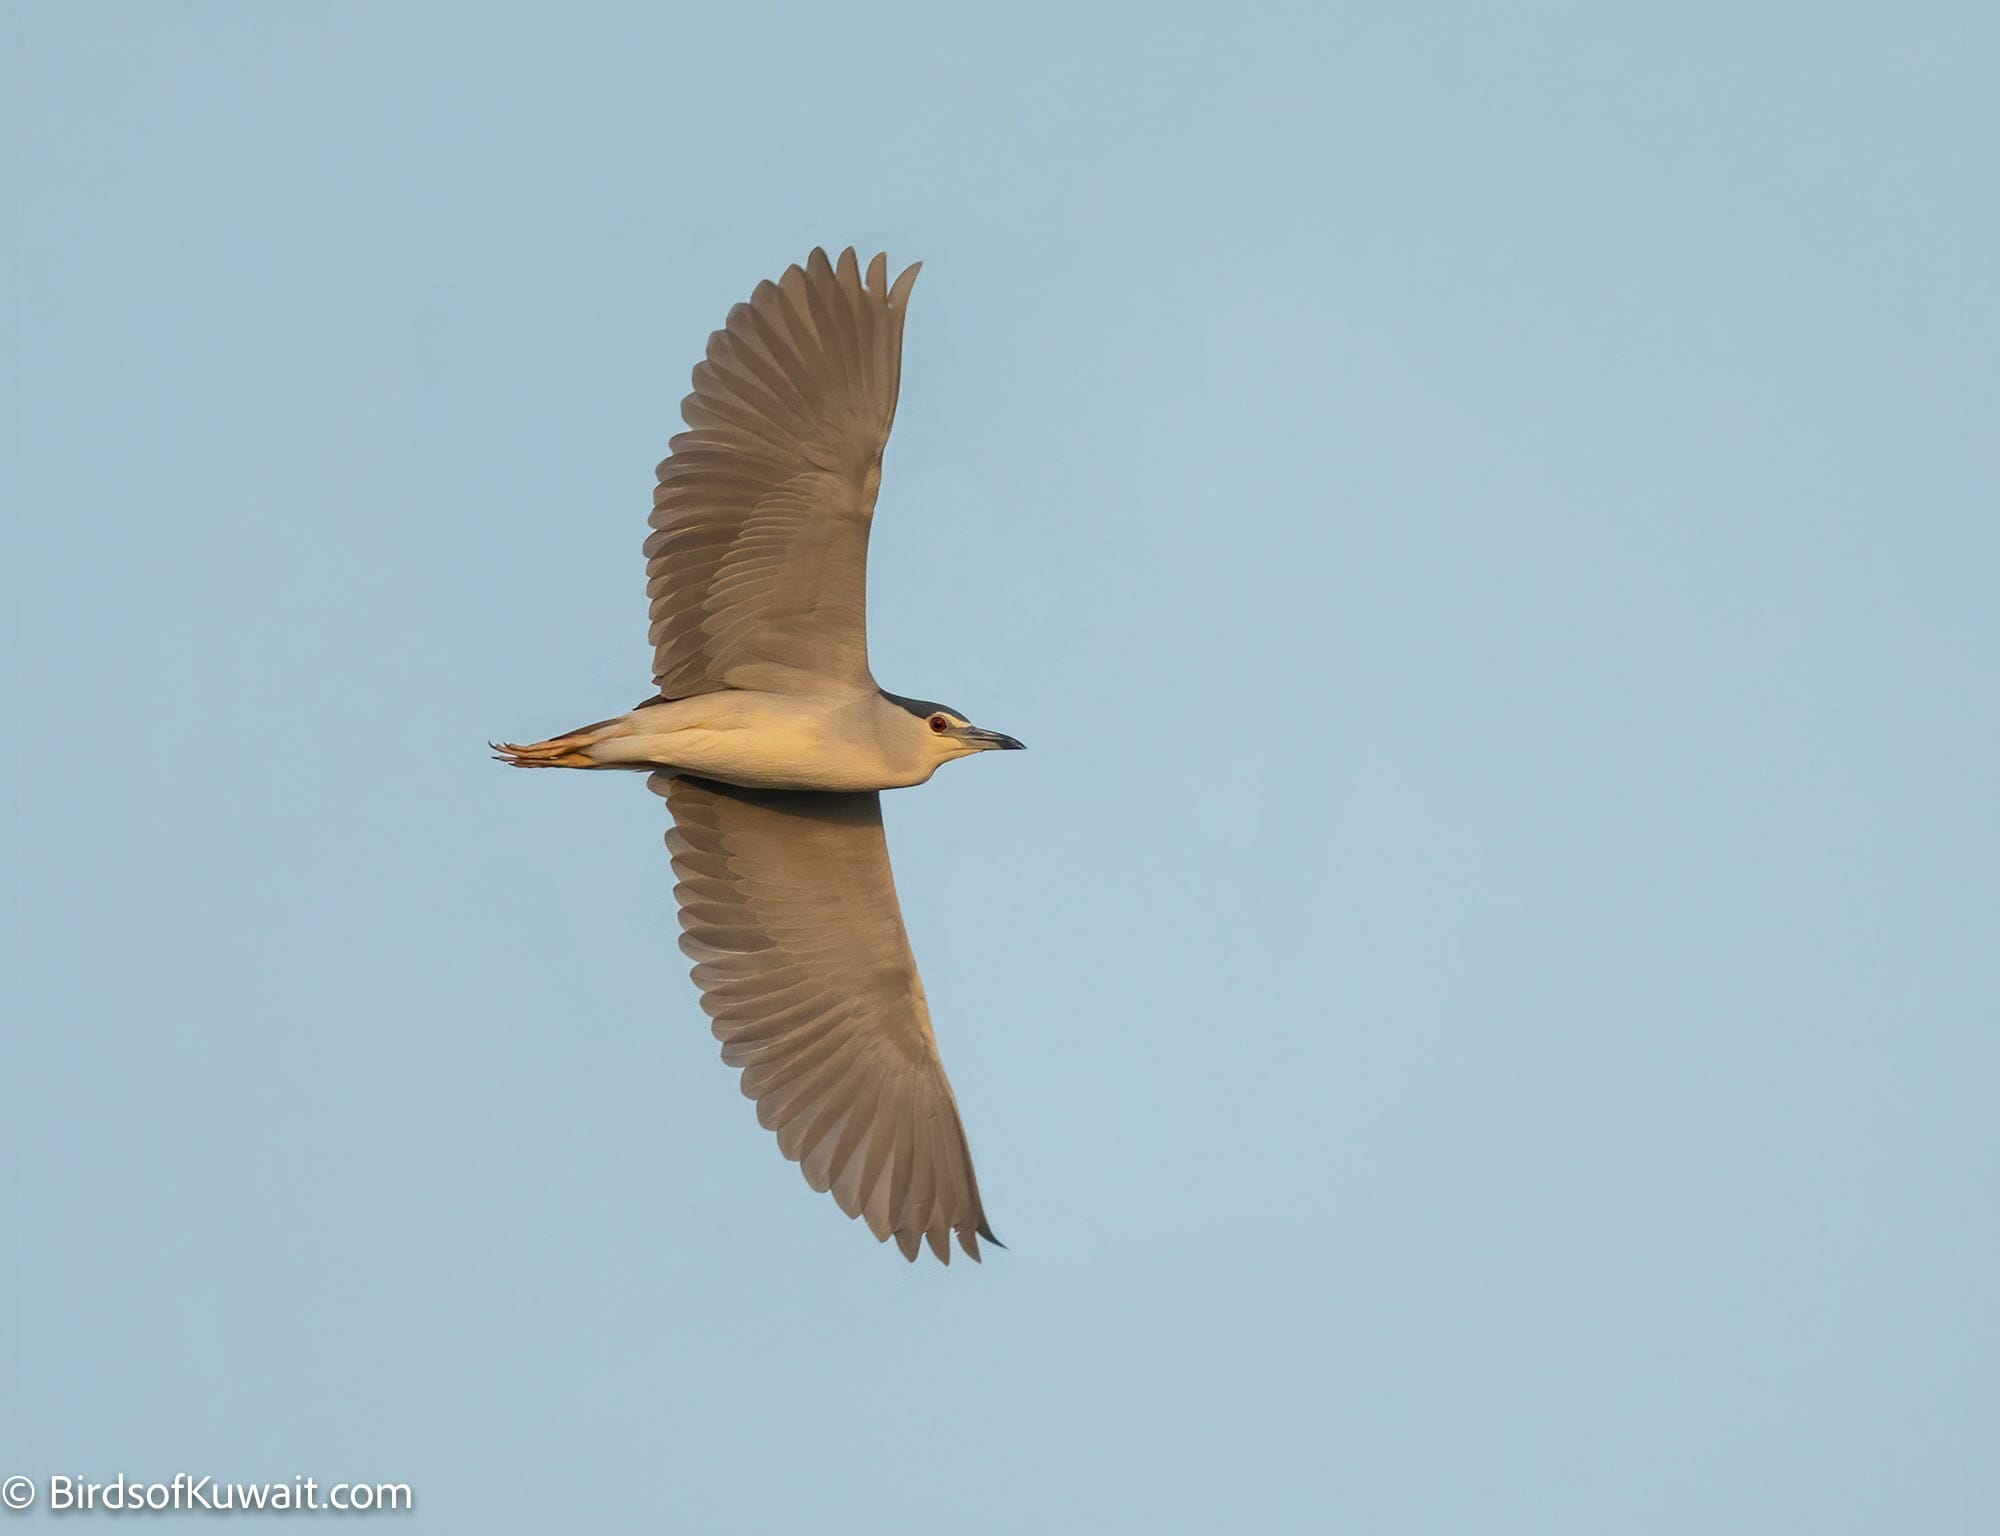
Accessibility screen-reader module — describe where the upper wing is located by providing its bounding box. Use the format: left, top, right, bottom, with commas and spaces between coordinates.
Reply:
645, 247, 921, 698
653, 772, 997, 1262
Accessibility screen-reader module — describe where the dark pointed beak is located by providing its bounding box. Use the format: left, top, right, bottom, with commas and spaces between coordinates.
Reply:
964, 727, 1025, 752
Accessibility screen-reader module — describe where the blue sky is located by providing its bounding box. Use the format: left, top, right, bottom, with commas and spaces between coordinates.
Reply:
4, 2, 1996, 1531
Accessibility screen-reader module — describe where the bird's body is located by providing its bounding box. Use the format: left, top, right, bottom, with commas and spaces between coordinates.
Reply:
502, 685, 999, 792
495, 247, 1019, 1263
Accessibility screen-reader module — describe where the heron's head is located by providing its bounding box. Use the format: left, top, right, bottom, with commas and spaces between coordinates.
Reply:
882, 690, 1025, 766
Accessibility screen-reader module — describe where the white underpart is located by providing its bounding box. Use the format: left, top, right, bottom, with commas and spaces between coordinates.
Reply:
580, 689, 948, 792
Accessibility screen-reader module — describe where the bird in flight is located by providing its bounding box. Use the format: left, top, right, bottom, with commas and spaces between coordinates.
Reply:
495, 248, 1021, 1263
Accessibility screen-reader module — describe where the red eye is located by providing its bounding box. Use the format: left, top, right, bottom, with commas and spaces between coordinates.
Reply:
929, 715, 949, 733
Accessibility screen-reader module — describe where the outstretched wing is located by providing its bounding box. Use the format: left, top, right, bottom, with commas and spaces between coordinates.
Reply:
645, 247, 920, 698
653, 772, 996, 1262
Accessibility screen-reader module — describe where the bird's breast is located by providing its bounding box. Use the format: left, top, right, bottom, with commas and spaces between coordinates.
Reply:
581, 692, 917, 792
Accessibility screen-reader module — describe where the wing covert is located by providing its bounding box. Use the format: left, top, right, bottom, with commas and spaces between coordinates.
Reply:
645, 248, 920, 697
652, 772, 996, 1262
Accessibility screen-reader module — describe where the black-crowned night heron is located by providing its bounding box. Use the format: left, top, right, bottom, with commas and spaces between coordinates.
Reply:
496, 248, 1020, 1263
